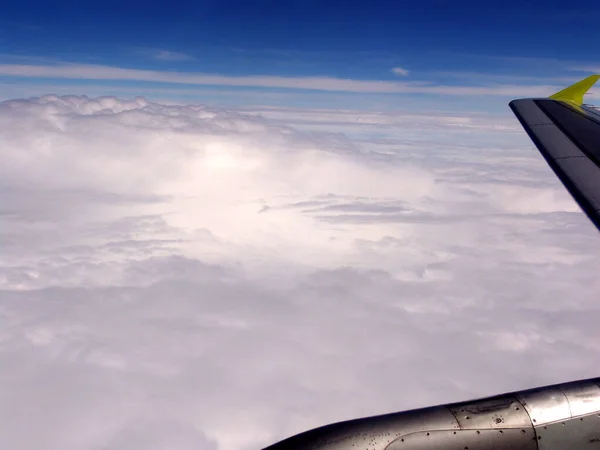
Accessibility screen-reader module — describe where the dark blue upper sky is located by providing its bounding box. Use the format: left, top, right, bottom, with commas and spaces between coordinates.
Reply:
2, 0, 600, 110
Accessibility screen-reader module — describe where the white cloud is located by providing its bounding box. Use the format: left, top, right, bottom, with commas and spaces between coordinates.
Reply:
1, 95, 600, 450
392, 66, 409, 76
0, 63, 418, 92
0, 62, 561, 96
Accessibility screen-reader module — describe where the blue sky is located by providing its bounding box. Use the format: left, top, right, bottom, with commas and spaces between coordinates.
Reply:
2, 0, 600, 110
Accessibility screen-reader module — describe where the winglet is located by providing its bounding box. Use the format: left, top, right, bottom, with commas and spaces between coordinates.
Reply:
549, 74, 600, 106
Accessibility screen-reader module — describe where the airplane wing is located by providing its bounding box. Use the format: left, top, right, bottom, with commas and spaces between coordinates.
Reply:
509, 75, 600, 232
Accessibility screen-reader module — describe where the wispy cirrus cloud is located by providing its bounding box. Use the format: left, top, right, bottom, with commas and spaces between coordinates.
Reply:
0, 62, 562, 96
129, 47, 197, 62
152, 50, 196, 61
570, 65, 600, 74
0, 62, 417, 92
392, 66, 409, 76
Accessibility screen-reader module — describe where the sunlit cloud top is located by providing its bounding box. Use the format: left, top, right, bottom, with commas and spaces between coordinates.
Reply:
2, 94, 600, 450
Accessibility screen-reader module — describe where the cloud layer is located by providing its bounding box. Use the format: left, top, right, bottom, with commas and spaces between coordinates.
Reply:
1, 95, 600, 450
0, 63, 563, 96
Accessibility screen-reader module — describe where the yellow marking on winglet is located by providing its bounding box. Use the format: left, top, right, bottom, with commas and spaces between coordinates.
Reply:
550, 74, 600, 106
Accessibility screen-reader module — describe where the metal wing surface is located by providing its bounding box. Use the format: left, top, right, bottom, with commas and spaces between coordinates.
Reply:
509, 75, 600, 232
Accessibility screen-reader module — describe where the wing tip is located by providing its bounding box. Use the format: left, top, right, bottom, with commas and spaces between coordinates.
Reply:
549, 74, 600, 106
